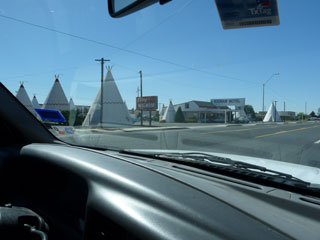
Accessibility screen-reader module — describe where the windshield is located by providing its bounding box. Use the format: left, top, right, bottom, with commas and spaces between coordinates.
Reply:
2, 0, 320, 182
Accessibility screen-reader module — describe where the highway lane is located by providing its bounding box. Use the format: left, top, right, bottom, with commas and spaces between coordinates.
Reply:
65, 121, 320, 168
179, 121, 320, 167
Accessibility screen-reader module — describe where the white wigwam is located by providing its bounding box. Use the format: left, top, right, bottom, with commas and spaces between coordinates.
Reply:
159, 104, 166, 121
42, 75, 70, 111
69, 97, 77, 126
32, 95, 41, 109
69, 97, 76, 111
263, 102, 281, 122
16, 83, 36, 116
82, 66, 132, 127
162, 100, 176, 123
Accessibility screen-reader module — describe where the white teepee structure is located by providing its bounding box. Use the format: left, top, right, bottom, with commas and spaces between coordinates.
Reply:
82, 66, 132, 127
16, 83, 36, 116
159, 104, 166, 121
263, 102, 281, 122
32, 95, 41, 109
69, 97, 76, 111
69, 97, 77, 126
162, 100, 176, 123
42, 75, 69, 111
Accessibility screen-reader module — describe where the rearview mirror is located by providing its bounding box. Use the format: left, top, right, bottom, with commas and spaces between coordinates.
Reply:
108, 0, 171, 18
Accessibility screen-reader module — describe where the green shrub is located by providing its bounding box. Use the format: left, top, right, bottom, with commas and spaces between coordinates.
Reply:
174, 107, 185, 123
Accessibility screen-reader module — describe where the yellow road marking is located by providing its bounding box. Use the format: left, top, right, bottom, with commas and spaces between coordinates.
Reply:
255, 126, 320, 139
201, 124, 319, 135
235, 129, 249, 132
202, 125, 284, 135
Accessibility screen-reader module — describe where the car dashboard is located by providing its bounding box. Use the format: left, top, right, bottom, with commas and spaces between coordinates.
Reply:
0, 143, 320, 240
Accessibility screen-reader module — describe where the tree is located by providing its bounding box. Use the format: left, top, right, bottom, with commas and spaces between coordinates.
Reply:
69, 109, 77, 126
174, 107, 185, 123
244, 105, 256, 118
60, 110, 70, 126
152, 112, 160, 121
297, 112, 307, 120
74, 111, 86, 126
60, 110, 85, 126
310, 111, 316, 117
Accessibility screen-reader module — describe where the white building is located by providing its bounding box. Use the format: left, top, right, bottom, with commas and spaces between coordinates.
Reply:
278, 111, 296, 121
174, 100, 230, 123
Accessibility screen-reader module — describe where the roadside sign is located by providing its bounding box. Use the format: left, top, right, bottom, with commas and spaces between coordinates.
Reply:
212, 98, 245, 106
35, 108, 66, 122
215, 0, 280, 29
136, 96, 158, 111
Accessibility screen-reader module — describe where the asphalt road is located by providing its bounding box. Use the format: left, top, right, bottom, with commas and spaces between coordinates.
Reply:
67, 121, 320, 168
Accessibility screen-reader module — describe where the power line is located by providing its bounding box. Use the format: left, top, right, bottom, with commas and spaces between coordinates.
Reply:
112, 0, 194, 53
0, 13, 258, 84
267, 86, 294, 103
0, 66, 77, 82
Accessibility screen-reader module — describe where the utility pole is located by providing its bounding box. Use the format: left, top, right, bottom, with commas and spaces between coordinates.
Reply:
139, 70, 143, 126
284, 101, 286, 122
95, 58, 110, 127
262, 83, 265, 113
274, 101, 277, 122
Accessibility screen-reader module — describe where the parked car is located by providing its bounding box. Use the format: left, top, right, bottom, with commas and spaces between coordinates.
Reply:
234, 117, 250, 124
308, 117, 317, 121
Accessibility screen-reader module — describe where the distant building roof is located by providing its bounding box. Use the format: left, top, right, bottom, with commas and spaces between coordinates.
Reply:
192, 100, 229, 109
193, 101, 215, 108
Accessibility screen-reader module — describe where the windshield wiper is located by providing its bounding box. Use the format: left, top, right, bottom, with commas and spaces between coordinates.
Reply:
120, 150, 320, 197
156, 152, 306, 183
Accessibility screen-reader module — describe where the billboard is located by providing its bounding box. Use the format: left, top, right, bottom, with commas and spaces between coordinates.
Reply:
136, 96, 158, 111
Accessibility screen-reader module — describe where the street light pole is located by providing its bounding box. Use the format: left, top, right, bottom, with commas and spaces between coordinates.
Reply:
304, 102, 307, 120
262, 73, 280, 113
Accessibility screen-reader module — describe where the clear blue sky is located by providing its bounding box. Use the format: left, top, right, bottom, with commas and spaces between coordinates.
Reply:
0, 0, 319, 114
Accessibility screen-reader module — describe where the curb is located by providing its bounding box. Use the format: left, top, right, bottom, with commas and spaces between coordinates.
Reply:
122, 127, 188, 132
